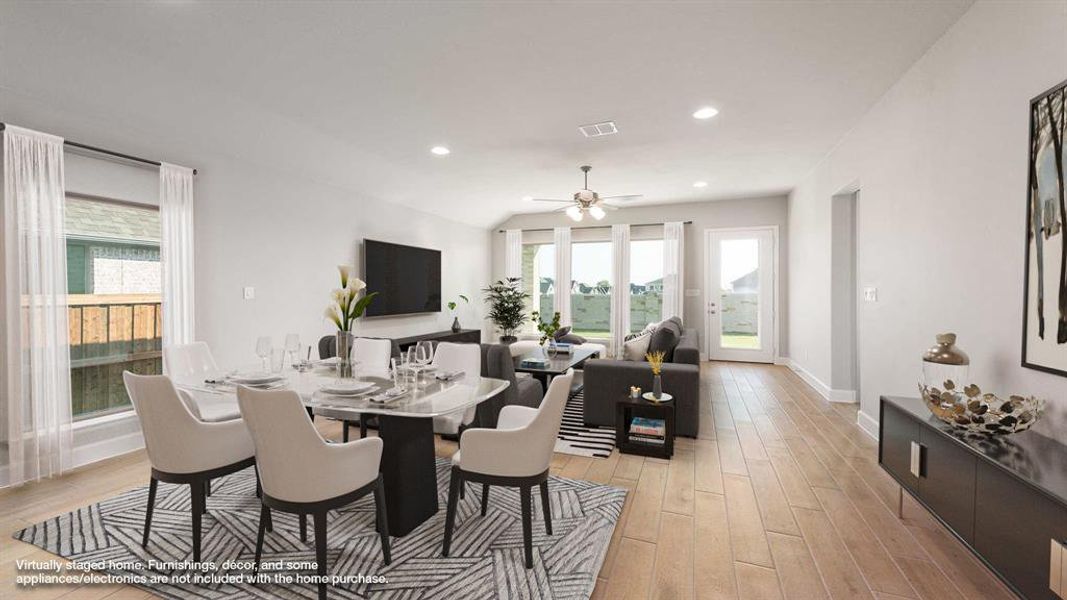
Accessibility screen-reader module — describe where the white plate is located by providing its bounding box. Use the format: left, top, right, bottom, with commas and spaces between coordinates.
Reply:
319, 381, 375, 396
231, 373, 285, 385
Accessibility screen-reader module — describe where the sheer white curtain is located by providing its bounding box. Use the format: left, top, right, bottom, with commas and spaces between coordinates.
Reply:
1, 125, 73, 486
553, 226, 572, 326
662, 221, 685, 321
160, 163, 195, 349
610, 225, 631, 357
504, 229, 522, 280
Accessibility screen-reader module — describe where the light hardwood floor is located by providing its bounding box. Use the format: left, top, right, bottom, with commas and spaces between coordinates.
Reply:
0, 363, 1017, 600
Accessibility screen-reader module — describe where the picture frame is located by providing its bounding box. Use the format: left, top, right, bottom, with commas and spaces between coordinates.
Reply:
1022, 77, 1067, 377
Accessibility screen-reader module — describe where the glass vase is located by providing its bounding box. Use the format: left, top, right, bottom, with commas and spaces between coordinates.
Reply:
336, 331, 354, 379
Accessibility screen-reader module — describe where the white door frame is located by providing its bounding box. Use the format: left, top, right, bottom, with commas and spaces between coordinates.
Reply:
703, 226, 780, 363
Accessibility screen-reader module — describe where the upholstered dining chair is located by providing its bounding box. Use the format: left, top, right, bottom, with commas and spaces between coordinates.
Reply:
430, 342, 482, 436
122, 372, 257, 562
442, 370, 573, 569
237, 386, 391, 600
336, 337, 396, 441
162, 342, 241, 422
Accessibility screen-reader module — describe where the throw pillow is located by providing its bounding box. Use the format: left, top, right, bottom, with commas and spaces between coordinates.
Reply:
622, 330, 652, 361
558, 333, 587, 344
647, 319, 681, 362
552, 326, 572, 341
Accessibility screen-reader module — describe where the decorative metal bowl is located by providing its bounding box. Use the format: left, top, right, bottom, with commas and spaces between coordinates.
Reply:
918, 380, 1046, 436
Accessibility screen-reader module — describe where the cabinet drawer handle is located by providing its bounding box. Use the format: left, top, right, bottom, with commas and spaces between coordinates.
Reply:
909, 441, 924, 478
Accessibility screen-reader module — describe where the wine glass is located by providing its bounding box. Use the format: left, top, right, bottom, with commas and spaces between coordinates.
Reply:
255, 336, 272, 372
416, 341, 434, 369
284, 334, 300, 369
406, 346, 422, 385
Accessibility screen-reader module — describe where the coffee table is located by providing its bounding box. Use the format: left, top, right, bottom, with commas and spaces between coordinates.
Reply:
514, 346, 600, 390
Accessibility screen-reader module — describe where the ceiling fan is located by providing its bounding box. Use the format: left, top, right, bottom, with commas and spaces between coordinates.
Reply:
529, 165, 643, 221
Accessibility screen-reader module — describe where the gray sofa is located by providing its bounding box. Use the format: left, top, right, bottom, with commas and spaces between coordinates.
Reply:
582, 323, 700, 437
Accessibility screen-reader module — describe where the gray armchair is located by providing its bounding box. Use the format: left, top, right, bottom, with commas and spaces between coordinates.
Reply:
582, 328, 700, 437
479, 343, 543, 427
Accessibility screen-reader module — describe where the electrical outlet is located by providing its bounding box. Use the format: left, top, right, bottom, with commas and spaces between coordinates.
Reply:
243, 286, 255, 300
863, 287, 878, 302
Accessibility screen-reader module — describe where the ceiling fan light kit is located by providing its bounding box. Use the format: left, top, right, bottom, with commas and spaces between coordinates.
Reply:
534, 165, 642, 222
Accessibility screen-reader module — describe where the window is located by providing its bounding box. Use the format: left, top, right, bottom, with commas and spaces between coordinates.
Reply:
521, 243, 555, 332
66, 196, 162, 420
629, 239, 664, 332
570, 241, 612, 337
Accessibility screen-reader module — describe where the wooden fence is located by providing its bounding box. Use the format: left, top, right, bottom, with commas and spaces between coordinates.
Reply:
68, 294, 162, 419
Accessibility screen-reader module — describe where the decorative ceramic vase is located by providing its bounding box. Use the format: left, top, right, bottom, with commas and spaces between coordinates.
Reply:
921, 333, 970, 392
652, 375, 663, 400
543, 342, 558, 360
500, 335, 517, 344
451, 317, 461, 333
336, 331, 354, 378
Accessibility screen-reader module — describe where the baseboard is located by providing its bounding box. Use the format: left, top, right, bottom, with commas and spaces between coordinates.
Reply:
856, 410, 879, 440
71, 431, 145, 470
774, 356, 791, 366
829, 388, 857, 403
787, 361, 832, 401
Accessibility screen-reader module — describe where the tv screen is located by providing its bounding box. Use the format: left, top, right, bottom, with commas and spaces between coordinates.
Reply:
363, 239, 442, 317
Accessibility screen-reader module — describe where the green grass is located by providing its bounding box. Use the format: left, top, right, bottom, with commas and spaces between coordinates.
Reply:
721, 334, 760, 349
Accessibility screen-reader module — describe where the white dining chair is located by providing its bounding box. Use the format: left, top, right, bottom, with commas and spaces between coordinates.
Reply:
122, 372, 258, 562
336, 337, 396, 441
442, 370, 573, 569
237, 386, 390, 600
163, 342, 241, 422
431, 342, 482, 436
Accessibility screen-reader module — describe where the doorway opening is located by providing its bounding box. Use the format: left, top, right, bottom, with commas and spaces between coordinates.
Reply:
830, 191, 859, 401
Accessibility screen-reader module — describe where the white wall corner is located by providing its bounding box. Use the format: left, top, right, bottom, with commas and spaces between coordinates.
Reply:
774, 356, 792, 367
856, 410, 879, 440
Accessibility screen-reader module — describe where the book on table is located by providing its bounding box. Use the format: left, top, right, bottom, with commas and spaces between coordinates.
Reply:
630, 416, 666, 437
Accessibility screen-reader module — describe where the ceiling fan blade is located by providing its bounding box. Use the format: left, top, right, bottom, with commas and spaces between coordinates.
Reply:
530, 198, 572, 203
600, 194, 643, 203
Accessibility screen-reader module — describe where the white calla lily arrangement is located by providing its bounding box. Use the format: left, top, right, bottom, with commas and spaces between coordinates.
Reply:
325, 265, 378, 332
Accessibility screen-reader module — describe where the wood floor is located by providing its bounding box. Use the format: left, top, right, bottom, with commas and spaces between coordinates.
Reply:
1, 362, 1016, 600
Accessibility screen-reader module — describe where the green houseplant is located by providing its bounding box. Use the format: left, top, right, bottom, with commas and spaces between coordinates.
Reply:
447, 294, 469, 332
482, 278, 529, 343
532, 310, 562, 358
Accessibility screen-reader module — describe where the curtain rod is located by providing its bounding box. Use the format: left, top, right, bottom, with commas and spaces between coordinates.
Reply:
497, 220, 692, 233
0, 122, 198, 175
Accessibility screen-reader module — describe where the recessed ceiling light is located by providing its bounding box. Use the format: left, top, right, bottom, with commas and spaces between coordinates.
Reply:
430, 146, 450, 155
693, 181, 708, 188
522, 196, 534, 202
692, 106, 719, 120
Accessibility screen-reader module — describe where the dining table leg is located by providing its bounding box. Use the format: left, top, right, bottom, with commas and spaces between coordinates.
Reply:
376, 414, 439, 536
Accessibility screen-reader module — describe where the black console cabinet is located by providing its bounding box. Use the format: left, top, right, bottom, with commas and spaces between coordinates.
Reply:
393, 329, 480, 351
879, 396, 1067, 599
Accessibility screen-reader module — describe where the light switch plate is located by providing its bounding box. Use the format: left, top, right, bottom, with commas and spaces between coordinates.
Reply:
243, 286, 255, 300
863, 287, 878, 302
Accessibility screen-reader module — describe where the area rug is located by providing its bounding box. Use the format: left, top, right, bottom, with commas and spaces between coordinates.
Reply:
13, 458, 625, 599
555, 388, 616, 458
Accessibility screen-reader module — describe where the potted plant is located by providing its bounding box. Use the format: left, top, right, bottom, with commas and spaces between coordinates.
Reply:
324, 265, 377, 377
532, 310, 562, 357
482, 277, 529, 343
447, 294, 469, 332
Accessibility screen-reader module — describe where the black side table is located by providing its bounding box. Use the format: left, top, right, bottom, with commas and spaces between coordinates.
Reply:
615, 397, 675, 459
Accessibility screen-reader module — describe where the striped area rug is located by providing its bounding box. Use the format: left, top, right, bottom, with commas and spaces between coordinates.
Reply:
555, 388, 616, 459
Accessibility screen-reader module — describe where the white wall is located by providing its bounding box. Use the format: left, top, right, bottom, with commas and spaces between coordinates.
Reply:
492, 195, 789, 356
788, 1, 1067, 440
194, 154, 492, 368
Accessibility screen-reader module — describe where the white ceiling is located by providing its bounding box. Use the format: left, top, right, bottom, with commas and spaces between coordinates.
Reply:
0, 1, 972, 227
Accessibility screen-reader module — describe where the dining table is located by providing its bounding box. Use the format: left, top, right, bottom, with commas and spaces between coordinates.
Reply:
174, 365, 510, 537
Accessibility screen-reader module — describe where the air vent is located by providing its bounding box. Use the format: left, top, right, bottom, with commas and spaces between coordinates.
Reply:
579, 121, 618, 138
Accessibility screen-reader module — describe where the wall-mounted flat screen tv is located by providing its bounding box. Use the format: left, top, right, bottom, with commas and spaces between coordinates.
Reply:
363, 239, 441, 317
